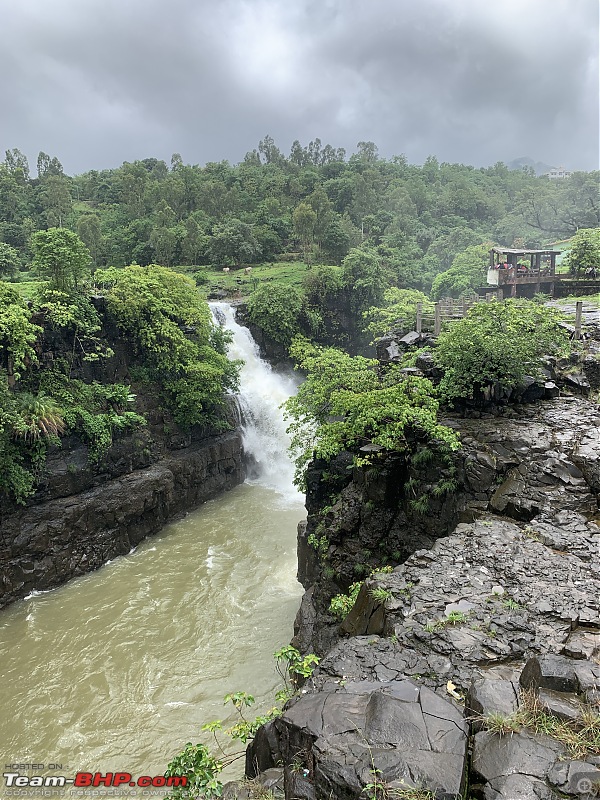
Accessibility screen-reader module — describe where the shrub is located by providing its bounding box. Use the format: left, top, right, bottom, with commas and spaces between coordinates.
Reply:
247, 283, 303, 345
284, 339, 459, 488
434, 299, 569, 404
95, 264, 239, 425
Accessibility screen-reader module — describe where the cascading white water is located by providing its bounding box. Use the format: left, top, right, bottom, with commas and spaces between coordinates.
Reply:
211, 302, 301, 500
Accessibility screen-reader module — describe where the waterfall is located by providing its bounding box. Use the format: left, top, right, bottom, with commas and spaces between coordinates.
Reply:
210, 302, 301, 501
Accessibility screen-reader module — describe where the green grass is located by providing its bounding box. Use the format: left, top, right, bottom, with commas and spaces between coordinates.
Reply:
479, 689, 600, 760
556, 293, 600, 306
179, 261, 324, 298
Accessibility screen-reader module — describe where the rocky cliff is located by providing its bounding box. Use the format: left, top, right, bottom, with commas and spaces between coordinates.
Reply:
0, 428, 244, 608
242, 396, 600, 800
0, 296, 246, 608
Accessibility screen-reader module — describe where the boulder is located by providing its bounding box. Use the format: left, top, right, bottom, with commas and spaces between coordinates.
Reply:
274, 682, 468, 800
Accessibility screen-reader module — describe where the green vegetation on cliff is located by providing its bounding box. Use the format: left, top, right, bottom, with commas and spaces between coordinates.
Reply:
96, 264, 239, 425
284, 339, 460, 488
434, 300, 569, 404
0, 255, 240, 504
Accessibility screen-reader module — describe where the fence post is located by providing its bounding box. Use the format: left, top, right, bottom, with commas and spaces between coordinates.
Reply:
434, 302, 441, 336
416, 302, 422, 333
575, 300, 583, 340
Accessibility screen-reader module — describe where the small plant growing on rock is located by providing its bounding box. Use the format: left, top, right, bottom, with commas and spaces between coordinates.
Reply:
409, 495, 430, 515
425, 610, 469, 632
478, 689, 600, 760
371, 566, 394, 577
482, 711, 521, 736
522, 525, 541, 541
369, 587, 393, 602
431, 477, 458, 497
329, 581, 363, 620
502, 598, 523, 611
273, 645, 319, 693
362, 769, 435, 800
307, 531, 328, 558
164, 742, 223, 800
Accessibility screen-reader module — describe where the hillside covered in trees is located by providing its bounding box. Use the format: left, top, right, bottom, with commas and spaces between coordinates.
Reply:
0, 137, 598, 289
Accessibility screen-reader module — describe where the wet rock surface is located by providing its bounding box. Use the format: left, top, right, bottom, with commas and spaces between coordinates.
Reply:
311, 515, 599, 693
247, 680, 469, 800
248, 395, 600, 800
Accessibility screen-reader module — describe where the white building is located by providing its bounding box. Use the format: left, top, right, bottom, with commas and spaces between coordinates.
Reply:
547, 166, 573, 180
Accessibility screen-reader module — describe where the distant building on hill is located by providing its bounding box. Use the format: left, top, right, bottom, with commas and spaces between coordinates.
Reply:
547, 166, 573, 180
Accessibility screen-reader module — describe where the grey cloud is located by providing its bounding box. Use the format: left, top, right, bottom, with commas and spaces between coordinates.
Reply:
0, 0, 597, 174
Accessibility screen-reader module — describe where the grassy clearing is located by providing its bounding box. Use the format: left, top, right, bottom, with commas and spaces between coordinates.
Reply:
556, 293, 600, 307
177, 261, 320, 298
10, 279, 44, 300
4, 261, 320, 303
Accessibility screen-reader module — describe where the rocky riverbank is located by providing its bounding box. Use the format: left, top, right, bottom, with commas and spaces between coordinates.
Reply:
0, 293, 248, 609
241, 395, 600, 800
0, 426, 245, 609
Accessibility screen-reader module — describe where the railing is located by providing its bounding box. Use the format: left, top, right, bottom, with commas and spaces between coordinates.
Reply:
415, 297, 585, 338
416, 293, 502, 335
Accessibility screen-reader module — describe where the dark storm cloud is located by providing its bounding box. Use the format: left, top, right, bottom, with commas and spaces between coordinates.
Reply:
0, 0, 597, 174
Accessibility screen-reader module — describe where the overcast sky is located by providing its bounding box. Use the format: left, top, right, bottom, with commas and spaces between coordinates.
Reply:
1, 0, 598, 175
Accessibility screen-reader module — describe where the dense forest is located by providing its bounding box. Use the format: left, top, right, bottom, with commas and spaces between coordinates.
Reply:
1, 137, 598, 286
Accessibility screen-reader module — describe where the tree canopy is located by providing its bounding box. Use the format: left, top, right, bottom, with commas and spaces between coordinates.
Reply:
431, 243, 490, 299
564, 228, 600, 275
31, 227, 91, 291
1, 139, 596, 296
96, 264, 240, 424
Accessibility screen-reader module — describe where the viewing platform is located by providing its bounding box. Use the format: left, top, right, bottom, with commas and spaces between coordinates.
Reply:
485, 246, 600, 298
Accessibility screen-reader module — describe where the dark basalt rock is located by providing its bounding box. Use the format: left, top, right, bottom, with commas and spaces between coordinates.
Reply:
0, 432, 245, 607
250, 392, 600, 800
471, 730, 564, 799
275, 513, 600, 799
251, 682, 468, 800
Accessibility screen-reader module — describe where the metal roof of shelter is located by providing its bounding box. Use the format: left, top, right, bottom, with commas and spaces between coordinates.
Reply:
491, 247, 559, 255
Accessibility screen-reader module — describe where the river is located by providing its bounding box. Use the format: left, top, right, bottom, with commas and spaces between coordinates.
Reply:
0, 303, 304, 786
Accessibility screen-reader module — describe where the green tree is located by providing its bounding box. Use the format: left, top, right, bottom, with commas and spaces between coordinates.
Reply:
207, 219, 261, 267
181, 213, 209, 265
150, 224, 184, 267
434, 300, 569, 405
0, 242, 20, 278
95, 264, 239, 425
342, 247, 386, 313
292, 202, 317, 262
31, 228, 91, 291
76, 214, 103, 267
431, 243, 490, 299
4, 149, 29, 181
284, 339, 459, 488
564, 228, 600, 275
363, 287, 433, 338
40, 174, 72, 227
0, 281, 42, 384
247, 284, 303, 346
